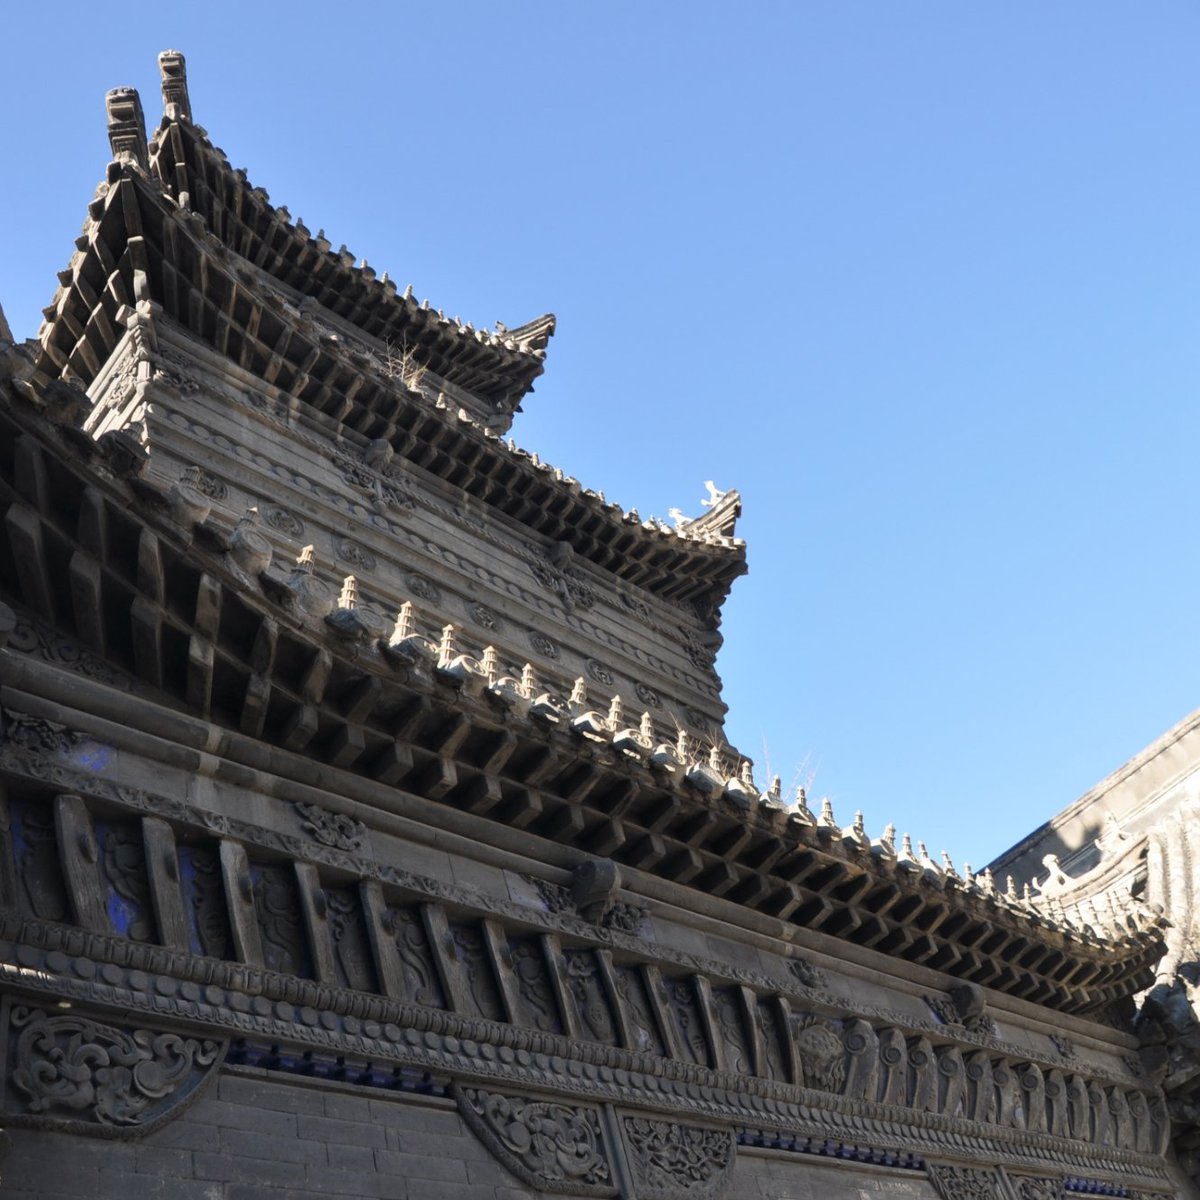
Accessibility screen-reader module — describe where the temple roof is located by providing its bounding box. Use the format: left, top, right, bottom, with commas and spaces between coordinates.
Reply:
0, 327, 1170, 1014
33, 54, 748, 615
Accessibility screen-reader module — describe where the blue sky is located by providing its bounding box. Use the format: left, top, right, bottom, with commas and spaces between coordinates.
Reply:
3, 4, 1198, 871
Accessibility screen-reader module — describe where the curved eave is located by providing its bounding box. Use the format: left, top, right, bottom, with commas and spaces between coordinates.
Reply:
35, 163, 746, 612
0, 360, 1166, 1014
149, 117, 551, 411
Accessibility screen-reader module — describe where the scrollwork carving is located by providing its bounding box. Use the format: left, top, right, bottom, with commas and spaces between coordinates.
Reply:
621, 1116, 735, 1200
926, 1163, 1003, 1200
4, 1005, 223, 1135
294, 801, 367, 852
453, 1085, 616, 1196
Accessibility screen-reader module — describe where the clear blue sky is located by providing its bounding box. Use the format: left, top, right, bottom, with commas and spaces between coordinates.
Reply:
3, 4, 1198, 871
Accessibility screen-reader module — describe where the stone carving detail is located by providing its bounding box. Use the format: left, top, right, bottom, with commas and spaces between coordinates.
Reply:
12, 800, 68, 922
712, 988, 752, 1074
468, 602, 502, 631
1049, 1034, 1075, 1059
182, 467, 227, 500
294, 801, 367, 852
565, 951, 619, 1046
100, 821, 155, 942
635, 683, 662, 710
510, 938, 562, 1033
786, 958, 826, 988
390, 906, 444, 1007
528, 556, 596, 612
4, 1005, 222, 1134
926, 1164, 1004, 1200
254, 865, 310, 976
2, 709, 85, 755
406, 573, 442, 604
621, 593, 652, 622
453, 1086, 616, 1196
529, 632, 560, 660
683, 706, 710, 732
682, 630, 717, 671
334, 450, 416, 513
451, 922, 504, 1021
263, 504, 305, 537
1011, 1178, 1064, 1200
327, 888, 377, 993
333, 536, 377, 572
621, 1117, 735, 1200
794, 1015, 845, 1092
614, 967, 665, 1056
180, 845, 231, 959
9, 617, 132, 691
586, 658, 614, 687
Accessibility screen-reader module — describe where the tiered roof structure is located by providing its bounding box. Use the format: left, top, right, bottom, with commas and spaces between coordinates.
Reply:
0, 49, 1190, 1200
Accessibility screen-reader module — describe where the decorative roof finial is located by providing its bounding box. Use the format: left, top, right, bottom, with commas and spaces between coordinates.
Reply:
520, 663, 537, 699
158, 50, 191, 121
338, 575, 358, 609
105, 87, 149, 171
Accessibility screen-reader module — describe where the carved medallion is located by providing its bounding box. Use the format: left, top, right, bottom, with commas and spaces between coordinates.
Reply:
529, 632, 560, 660
453, 1086, 616, 1196
468, 602, 502, 631
586, 658, 614, 686
333, 536, 377, 573
3, 1003, 223, 1136
406, 573, 442, 604
635, 683, 662, 710
621, 1116, 735, 1200
263, 505, 305, 537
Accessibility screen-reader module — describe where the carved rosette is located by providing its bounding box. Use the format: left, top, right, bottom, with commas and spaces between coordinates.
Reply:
621, 1116, 735, 1200
3, 1004, 224, 1136
452, 1085, 617, 1196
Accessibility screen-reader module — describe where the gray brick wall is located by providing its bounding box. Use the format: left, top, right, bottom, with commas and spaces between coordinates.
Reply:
0, 1069, 937, 1200
0, 1068, 538, 1200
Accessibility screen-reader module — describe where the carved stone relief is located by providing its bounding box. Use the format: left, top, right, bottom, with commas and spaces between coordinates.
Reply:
333, 535, 377, 572
926, 1163, 1003, 1200
326, 887, 377, 993
389, 905, 444, 1007
262, 504, 305, 537
453, 1085, 617, 1196
252, 864, 311, 977
621, 1116, 735, 1200
509, 937, 562, 1034
294, 800, 367, 852
2, 1003, 223, 1136
8, 616, 132, 691
451, 922, 504, 1021
565, 950, 619, 1046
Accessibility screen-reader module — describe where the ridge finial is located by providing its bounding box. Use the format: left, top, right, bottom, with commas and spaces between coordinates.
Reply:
105, 87, 149, 171
158, 50, 191, 121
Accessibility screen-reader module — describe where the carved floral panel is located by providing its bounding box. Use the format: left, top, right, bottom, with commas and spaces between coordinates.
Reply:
2, 1002, 224, 1137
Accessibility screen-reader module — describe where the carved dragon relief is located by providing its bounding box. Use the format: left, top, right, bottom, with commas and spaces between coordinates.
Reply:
0, 1001, 224, 1137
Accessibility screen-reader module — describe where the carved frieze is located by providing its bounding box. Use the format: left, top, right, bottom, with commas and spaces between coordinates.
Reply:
2, 1002, 223, 1136
621, 1116, 735, 1200
453, 1085, 617, 1196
